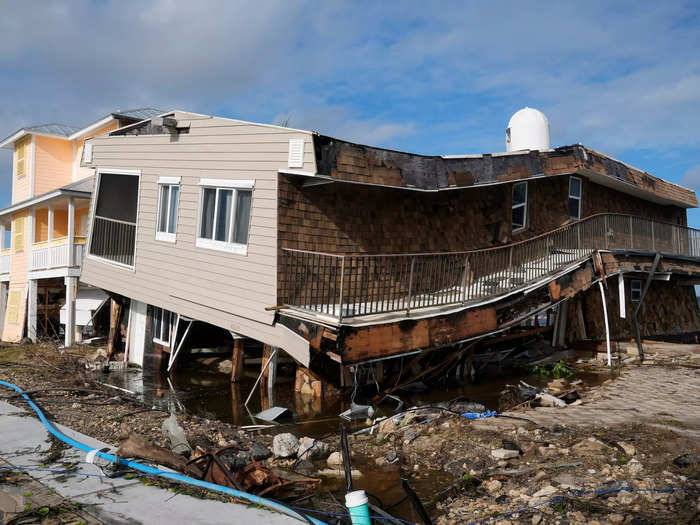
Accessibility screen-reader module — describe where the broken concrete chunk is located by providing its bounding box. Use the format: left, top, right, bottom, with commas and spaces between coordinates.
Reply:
249, 443, 272, 461
617, 441, 636, 457
491, 448, 520, 460
531, 485, 558, 500
572, 437, 611, 455
535, 392, 567, 407
297, 436, 331, 460
327, 451, 343, 466
626, 458, 643, 476
272, 433, 299, 458
161, 413, 193, 456
483, 479, 502, 493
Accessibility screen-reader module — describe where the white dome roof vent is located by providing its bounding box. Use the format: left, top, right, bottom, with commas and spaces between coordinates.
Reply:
506, 107, 550, 152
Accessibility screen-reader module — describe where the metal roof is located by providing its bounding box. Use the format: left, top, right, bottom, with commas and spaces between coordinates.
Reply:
61, 176, 94, 193
25, 123, 81, 136
0, 108, 164, 148
111, 108, 163, 121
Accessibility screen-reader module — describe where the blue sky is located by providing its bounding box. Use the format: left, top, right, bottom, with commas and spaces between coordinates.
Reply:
1, 1, 699, 229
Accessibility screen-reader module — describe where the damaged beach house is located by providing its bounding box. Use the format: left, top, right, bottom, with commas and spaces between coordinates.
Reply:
2, 107, 700, 400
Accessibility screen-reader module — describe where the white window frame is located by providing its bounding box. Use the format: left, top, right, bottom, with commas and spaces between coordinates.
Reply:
155, 176, 181, 243
152, 306, 173, 346
85, 168, 141, 272
511, 181, 528, 232
630, 279, 642, 302
196, 179, 254, 255
568, 176, 582, 220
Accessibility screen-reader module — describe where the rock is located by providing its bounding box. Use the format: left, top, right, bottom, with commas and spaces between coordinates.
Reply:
572, 437, 611, 455
483, 479, 502, 493
608, 514, 624, 524
673, 453, 700, 467
71, 402, 81, 409
531, 514, 542, 525
531, 485, 558, 500
552, 472, 581, 489
297, 437, 331, 460
491, 448, 520, 460
327, 452, 343, 466
295, 460, 316, 476
377, 417, 397, 436
626, 459, 643, 476
402, 428, 419, 445
250, 443, 271, 461
535, 393, 566, 407
272, 433, 299, 458
617, 441, 636, 457
216, 359, 232, 374
450, 400, 486, 414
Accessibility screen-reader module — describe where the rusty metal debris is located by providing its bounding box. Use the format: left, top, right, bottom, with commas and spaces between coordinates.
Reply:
186, 444, 320, 498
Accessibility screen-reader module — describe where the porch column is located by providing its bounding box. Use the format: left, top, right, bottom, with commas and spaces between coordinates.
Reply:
67, 198, 75, 267
47, 204, 54, 244
27, 279, 37, 342
28, 209, 35, 269
64, 276, 77, 347
0, 282, 7, 340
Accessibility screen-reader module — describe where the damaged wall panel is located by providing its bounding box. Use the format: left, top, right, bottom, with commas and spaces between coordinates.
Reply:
567, 277, 700, 342
340, 307, 497, 364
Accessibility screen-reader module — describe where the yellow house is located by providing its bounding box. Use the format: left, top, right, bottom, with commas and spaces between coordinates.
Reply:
0, 109, 163, 345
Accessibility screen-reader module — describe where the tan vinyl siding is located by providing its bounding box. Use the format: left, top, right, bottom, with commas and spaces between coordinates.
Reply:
80, 111, 316, 348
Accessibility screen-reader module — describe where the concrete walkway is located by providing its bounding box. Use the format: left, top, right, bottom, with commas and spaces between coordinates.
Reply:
0, 400, 297, 524
506, 365, 700, 438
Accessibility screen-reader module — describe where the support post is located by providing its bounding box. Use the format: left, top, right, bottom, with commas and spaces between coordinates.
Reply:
618, 272, 626, 319
64, 276, 76, 347
633, 253, 661, 362
259, 345, 276, 407
47, 204, 54, 244
67, 198, 75, 267
106, 298, 121, 358
598, 281, 612, 367
27, 279, 37, 342
230, 338, 245, 383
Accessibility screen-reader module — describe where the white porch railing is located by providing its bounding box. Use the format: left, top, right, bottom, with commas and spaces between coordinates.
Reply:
30, 237, 86, 271
0, 252, 9, 274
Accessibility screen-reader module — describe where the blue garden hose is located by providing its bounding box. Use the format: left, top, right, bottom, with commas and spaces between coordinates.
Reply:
0, 379, 326, 525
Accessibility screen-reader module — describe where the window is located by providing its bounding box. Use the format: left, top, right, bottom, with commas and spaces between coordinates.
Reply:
197, 179, 253, 254
15, 139, 27, 179
511, 181, 528, 231
156, 177, 180, 242
13, 217, 24, 253
630, 280, 642, 302
568, 176, 582, 220
89, 170, 140, 267
152, 306, 173, 345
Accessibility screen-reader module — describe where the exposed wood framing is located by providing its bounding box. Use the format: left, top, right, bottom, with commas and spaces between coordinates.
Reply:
340, 307, 496, 364
230, 339, 245, 383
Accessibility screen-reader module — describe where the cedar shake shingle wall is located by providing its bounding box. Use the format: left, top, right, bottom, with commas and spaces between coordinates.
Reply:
569, 278, 700, 341
279, 174, 688, 255
277, 174, 689, 301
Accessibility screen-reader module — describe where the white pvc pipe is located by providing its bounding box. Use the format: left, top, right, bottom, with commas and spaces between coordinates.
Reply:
598, 281, 612, 366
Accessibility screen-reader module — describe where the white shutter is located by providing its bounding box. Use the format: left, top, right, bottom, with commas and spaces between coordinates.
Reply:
288, 139, 304, 168
83, 142, 93, 163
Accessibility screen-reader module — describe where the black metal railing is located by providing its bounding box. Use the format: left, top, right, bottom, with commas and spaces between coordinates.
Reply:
89, 216, 136, 267
280, 214, 700, 321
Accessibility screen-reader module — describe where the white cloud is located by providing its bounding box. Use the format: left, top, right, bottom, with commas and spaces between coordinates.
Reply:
0, 0, 698, 165
682, 165, 700, 190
